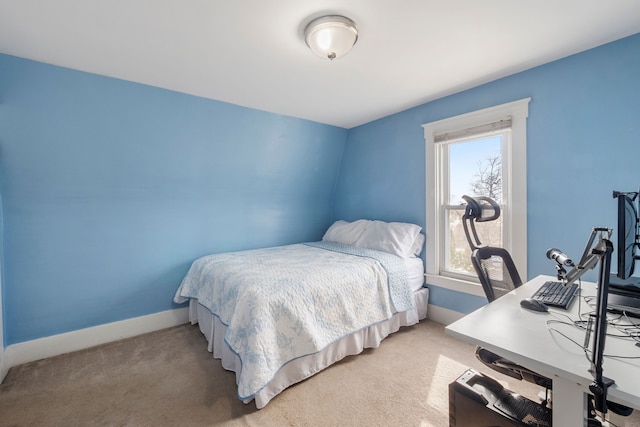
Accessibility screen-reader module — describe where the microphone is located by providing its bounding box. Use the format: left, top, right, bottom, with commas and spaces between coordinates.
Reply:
546, 248, 574, 266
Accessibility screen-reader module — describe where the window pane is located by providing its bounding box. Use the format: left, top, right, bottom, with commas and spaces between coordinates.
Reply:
448, 135, 503, 204
446, 207, 474, 275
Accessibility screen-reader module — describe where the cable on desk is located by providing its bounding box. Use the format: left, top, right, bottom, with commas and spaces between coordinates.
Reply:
574, 289, 640, 341
545, 301, 640, 361
584, 295, 640, 341
546, 319, 591, 353
597, 317, 639, 340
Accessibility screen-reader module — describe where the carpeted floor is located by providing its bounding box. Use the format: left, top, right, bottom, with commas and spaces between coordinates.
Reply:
1, 320, 639, 426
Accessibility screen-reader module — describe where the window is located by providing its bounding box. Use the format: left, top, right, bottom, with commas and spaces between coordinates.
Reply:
423, 98, 530, 296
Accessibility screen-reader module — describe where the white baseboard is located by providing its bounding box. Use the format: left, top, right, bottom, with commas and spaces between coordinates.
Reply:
0, 349, 7, 384
425, 304, 464, 325
4, 307, 189, 373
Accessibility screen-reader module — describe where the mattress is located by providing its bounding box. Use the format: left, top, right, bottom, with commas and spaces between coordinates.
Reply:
404, 256, 427, 292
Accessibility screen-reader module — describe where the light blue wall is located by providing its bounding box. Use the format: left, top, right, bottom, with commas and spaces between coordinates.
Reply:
2, 33, 639, 344
0, 55, 348, 345
335, 33, 640, 314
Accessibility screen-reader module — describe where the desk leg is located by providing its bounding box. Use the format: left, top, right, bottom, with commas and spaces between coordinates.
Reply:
553, 377, 589, 426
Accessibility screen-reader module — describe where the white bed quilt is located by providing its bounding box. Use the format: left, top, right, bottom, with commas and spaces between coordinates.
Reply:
173, 241, 415, 401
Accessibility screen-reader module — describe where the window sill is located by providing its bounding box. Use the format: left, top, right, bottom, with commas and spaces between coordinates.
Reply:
425, 274, 486, 297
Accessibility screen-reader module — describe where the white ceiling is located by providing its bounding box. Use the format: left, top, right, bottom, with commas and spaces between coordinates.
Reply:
1, 1, 639, 129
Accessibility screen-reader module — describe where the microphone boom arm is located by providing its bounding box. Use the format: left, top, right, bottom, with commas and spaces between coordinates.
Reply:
561, 228, 612, 285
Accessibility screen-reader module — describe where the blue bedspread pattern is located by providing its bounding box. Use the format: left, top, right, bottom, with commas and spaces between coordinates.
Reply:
173, 242, 414, 400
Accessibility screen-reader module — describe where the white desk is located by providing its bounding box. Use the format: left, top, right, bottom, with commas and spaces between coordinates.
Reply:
446, 275, 640, 426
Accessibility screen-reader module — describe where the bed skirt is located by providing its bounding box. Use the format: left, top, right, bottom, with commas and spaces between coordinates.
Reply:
188, 286, 429, 408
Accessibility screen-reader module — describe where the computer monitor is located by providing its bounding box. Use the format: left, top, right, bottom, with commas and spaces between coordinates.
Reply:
613, 190, 640, 280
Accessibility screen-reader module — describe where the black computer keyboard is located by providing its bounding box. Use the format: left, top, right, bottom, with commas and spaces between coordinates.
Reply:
531, 280, 579, 309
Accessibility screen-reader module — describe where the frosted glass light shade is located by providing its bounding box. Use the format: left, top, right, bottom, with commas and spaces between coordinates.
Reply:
304, 15, 358, 60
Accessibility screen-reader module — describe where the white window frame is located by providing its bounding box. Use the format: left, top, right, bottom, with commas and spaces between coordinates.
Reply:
422, 98, 530, 296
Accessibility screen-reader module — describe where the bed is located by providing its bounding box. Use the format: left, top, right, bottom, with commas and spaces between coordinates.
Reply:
173, 219, 429, 408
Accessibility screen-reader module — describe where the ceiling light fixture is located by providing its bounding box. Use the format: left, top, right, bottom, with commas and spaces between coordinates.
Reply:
304, 15, 358, 60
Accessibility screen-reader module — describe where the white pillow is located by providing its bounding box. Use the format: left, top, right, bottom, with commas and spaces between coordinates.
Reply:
322, 220, 369, 245
354, 220, 422, 258
411, 233, 425, 257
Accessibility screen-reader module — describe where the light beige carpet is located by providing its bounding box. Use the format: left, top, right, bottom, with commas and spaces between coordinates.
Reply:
1, 320, 638, 426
